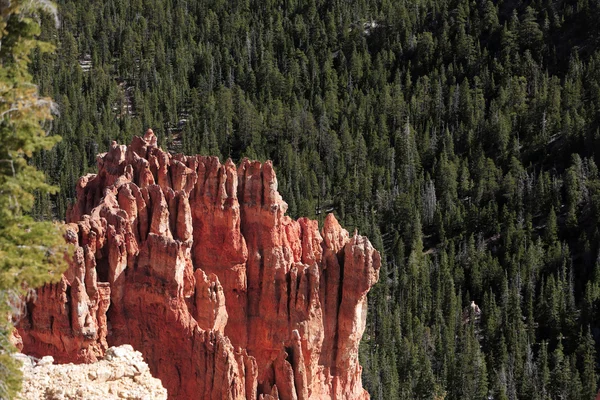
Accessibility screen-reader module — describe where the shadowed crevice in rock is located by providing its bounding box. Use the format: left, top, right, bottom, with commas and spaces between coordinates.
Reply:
17, 129, 381, 400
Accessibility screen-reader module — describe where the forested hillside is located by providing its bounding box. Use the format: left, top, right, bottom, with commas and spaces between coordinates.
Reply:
32, 0, 600, 398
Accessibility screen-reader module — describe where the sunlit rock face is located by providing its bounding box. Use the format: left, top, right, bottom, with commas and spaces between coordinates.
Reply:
17, 130, 381, 400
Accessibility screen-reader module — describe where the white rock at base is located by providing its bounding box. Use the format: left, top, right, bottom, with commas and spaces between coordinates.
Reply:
15, 345, 167, 400
37, 356, 54, 367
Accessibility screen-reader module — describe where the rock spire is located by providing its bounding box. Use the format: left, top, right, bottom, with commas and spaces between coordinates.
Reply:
17, 130, 381, 400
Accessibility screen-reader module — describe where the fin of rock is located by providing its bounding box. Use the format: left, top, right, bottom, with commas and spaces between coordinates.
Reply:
18, 130, 381, 400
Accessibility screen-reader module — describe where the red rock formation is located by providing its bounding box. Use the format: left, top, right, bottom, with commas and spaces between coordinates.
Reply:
17, 130, 381, 400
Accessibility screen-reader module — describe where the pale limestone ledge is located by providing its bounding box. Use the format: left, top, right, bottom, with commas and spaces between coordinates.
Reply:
15, 345, 167, 400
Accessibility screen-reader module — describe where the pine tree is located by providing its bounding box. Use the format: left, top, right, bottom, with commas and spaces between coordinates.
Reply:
0, 1, 68, 397
545, 207, 558, 245
579, 327, 598, 399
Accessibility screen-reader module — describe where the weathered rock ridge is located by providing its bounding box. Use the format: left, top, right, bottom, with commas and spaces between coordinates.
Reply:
17, 130, 381, 400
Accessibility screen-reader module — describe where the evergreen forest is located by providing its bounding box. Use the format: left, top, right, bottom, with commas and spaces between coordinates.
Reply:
29, 0, 600, 398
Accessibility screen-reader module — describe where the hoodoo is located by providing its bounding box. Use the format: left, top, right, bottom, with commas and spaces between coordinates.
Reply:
17, 129, 381, 400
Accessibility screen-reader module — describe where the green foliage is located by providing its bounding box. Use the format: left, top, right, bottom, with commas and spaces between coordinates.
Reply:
0, 1, 67, 397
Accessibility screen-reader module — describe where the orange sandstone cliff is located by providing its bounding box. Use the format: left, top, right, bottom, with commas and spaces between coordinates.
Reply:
17, 130, 381, 400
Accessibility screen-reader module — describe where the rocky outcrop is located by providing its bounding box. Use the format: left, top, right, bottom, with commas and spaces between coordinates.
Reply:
16, 345, 167, 399
17, 130, 381, 400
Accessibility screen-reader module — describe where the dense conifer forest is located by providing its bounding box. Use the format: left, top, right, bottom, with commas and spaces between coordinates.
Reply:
30, 0, 600, 398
